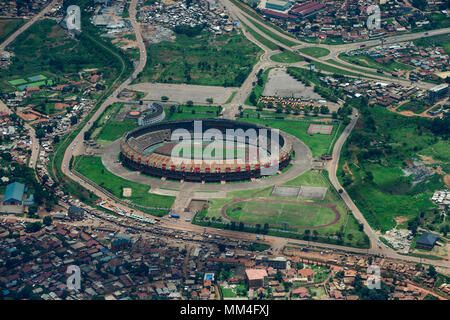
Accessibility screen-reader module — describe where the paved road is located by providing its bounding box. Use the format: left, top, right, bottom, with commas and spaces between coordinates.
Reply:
0, 0, 59, 51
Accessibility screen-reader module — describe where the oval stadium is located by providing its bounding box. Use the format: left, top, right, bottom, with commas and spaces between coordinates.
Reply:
120, 119, 294, 183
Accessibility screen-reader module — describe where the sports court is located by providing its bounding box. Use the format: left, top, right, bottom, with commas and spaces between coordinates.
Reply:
298, 186, 328, 200
271, 185, 301, 197
307, 124, 333, 135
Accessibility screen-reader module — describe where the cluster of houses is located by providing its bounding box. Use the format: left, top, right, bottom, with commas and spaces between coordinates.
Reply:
0, 212, 448, 300
137, 0, 236, 36
0, 0, 54, 17
243, 0, 443, 42
345, 41, 449, 81
0, 113, 32, 166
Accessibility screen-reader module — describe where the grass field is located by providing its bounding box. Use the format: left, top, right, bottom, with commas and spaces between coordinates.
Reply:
245, 67, 272, 106
93, 103, 139, 143
75, 156, 175, 215
226, 200, 336, 227
240, 20, 279, 50
244, 15, 298, 47
240, 111, 342, 157
200, 170, 369, 248
165, 105, 222, 121
396, 100, 430, 114
0, 18, 24, 43
338, 53, 414, 74
297, 47, 330, 58
138, 31, 261, 86
270, 51, 303, 63
413, 34, 450, 55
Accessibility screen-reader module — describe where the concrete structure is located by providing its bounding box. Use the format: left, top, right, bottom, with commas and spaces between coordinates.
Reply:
245, 269, 268, 288
137, 102, 165, 126
265, 0, 293, 11
428, 83, 448, 102
120, 119, 293, 183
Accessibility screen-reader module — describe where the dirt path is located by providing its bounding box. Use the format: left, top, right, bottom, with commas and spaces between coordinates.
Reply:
221, 198, 341, 229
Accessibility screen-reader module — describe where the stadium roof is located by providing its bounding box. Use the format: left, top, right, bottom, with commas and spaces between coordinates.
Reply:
4, 182, 25, 203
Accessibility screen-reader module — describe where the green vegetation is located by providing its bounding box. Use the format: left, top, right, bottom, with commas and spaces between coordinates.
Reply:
396, 100, 430, 114
138, 31, 261, 86
306, 61, 366, 78
198, 170, 369, 248
74, 156, 175, 215
165, 105, 222, 121
270, 51, 303, 63
240, 20, 278, 50
244, 15, 298, 47
240, 109, 342, 157
246, 68, 271, 106
227, 201, 336, 227
337, 98, 449, 233
0, 18, 25, 43
297, 47, 330, 58
286, 67, 344, 103
0, 19, 125, 88
338, 53, 414, 74
413, 34, 450, 55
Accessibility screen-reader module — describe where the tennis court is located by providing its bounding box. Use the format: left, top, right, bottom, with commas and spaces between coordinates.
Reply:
307, 124, 333, 135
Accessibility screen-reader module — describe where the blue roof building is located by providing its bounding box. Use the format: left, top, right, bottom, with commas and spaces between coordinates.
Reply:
3, 182, 25, 205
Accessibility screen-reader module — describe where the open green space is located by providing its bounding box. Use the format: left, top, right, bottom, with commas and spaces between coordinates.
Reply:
165, 105, 222, 121
413, 33, 450, 55
91, 103, 139, 143
286, 67, 344, 103
0, 19, 124, 91
240, 109, 342, 157
337, 98, 449, 233
270, 51, 303, 63
245, 67, 271, 106
244, 15, 298, 47
226, 201, 336, 227
74, 156, 175, 215
396, 100, 430, 114
297, 47, 330, 58
137, 31, 261, 86
338, 53, 414, 74
198, 170, 369, 248
239, 20, 278, 50
0, 18, 25, 43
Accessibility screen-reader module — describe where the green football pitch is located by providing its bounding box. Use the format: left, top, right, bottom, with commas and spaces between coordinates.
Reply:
225, 199, 339, 228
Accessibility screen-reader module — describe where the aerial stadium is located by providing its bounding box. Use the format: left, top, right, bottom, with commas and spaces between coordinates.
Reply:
120, 119, 294, 183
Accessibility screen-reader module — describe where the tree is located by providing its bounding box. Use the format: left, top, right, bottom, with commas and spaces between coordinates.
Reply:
186, 100, 194, 107
70, 116, 78, 126
43, 216, 53, 226
428, 266, 437, 279
206, 98, 213, 104
161, 96, 169, 102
